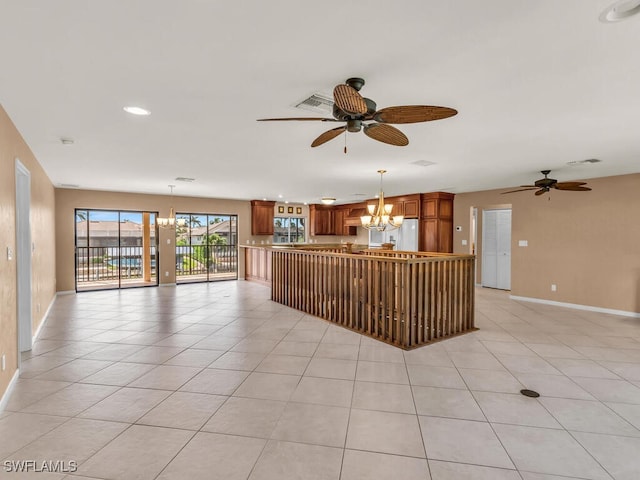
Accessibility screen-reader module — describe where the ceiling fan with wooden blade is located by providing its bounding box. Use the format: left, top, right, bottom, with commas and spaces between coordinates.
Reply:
257, 77, 457, 149
502, 170, 592, 196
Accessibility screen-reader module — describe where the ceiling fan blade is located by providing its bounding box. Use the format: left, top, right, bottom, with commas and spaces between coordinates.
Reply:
257, 117, 337, 122
554, 184, 592, 191
554, 181, 588, 188
311, 126, 347, 147
363, 123, 409, 146
373, 105, 458, 124
333, 84, 368, 115
535, 189, 547, 196
501, 187, 538, 194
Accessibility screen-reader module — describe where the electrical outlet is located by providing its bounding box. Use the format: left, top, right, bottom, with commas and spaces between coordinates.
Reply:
1, 354, 5, 372
551, 284, 557, 292
37, 303, 41, 313
165, 271, 169, 277
462, 239, 468, 246
6, 247, 12, 261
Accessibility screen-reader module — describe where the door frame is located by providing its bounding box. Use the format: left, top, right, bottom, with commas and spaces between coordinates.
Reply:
15, 158, 32, 356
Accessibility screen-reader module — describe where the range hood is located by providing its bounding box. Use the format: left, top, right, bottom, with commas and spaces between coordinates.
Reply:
344, 207, 367, 226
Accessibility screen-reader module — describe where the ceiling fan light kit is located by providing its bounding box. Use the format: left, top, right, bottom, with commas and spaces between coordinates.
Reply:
258, 77, 457, 151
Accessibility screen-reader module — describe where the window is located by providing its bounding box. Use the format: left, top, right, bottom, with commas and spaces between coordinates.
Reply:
274, 217, 306, 243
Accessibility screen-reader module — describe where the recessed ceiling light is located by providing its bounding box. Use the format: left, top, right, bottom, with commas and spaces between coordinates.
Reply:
278, 194, 283, 199
123, 106, 151, 116
600, 0, 640, 22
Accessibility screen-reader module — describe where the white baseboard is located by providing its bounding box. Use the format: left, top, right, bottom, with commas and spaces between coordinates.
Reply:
56, 290, 75, 295
0, 369, 20, 413
509, 295, 640, 318
159, 283, 177, 287
32, 294, 57, 343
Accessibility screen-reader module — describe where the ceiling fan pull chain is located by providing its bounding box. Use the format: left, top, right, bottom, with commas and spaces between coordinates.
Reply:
344, 131, 347, 154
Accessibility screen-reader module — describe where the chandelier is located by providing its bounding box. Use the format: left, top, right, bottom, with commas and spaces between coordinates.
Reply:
157, 185, 187, 228
360, 170, 404, 231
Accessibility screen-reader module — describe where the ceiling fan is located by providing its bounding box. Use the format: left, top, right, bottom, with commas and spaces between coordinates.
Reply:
257, 77, 457, 150
502, 170, 592, 196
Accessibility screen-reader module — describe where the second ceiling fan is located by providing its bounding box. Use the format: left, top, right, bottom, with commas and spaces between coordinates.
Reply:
258, 77, 458, 149
502, 170, 592, 196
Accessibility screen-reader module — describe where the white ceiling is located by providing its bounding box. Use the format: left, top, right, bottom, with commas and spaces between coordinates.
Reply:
1, 0, 639, 204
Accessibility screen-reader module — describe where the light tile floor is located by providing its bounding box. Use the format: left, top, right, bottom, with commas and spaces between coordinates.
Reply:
1, 282, 640, 479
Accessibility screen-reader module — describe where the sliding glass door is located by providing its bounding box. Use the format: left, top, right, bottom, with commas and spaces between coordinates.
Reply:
175, 213, 238, 283
75, 209, 158, 291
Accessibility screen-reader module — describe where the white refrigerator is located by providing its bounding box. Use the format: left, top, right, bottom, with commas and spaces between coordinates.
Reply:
368, 219, 419, 251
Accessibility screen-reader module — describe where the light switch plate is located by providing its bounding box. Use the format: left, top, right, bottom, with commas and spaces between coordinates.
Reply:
462, 239, 468, 246
7, 247, 13, 260
518, 240, 528, 247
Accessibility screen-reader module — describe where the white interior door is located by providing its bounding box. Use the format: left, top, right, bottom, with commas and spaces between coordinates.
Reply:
482, 209, 511, 290
15, 159, 32, 353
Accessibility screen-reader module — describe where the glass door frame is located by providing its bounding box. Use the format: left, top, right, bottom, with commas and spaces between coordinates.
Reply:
74, 208, 159, 292
175, 212, 239, 284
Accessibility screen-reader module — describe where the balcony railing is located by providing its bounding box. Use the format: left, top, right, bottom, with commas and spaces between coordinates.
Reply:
75, 246, 157, 284
176, 244, 237, 279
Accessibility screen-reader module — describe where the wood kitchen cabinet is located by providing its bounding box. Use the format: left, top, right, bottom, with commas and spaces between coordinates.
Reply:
250, 200, 276, 235
419, 192, 454, 252
309, 204, 335, 235
403, 196, 420, 218
380, 193, 420, 219
333, 206, 357, 236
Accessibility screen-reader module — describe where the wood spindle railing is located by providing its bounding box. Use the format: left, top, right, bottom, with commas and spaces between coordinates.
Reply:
270, 249, 476, 349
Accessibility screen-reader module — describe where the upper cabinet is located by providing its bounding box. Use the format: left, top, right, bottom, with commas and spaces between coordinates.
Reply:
371, 193, 420, 219
403, 196, 420, 218
309, 204, 335, 235
250, 200, 276, 235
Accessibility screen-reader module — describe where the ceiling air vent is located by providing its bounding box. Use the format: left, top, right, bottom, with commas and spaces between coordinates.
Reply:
294, 92, 334, 114
411, 160, 436, 167
175, 177, 196, 182
567, 159, 602, 166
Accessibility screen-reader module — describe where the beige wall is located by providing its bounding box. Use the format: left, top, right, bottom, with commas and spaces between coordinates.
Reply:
55, 189, 255, 291
453, 173, 640, 313
0, 105, 57, 398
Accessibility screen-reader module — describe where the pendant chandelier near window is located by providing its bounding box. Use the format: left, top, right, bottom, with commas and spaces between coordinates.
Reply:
361, 170, 404, 231
157, 185, 186, 228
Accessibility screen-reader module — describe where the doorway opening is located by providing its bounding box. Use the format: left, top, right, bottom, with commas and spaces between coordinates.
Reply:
75, 209, 159, 291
